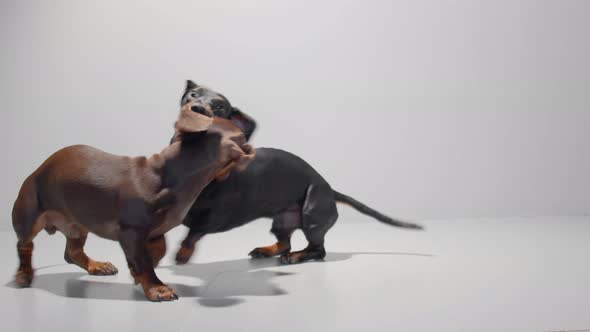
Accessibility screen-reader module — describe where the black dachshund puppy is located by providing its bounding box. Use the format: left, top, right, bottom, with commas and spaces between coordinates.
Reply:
174, 81, 423, 265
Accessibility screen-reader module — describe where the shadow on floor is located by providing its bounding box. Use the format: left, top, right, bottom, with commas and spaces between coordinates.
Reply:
5, 251, 433, 306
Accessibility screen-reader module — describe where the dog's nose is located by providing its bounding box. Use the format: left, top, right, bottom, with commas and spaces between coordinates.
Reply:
191, 104, 209, 116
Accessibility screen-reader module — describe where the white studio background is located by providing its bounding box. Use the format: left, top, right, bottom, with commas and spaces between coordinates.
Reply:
1, 0, 589, 231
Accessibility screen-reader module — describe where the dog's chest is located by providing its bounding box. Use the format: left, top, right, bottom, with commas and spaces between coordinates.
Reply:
149, 170, 216, 238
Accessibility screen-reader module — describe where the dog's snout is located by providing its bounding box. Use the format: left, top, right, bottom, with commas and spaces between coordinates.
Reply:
190, 104, 210, 116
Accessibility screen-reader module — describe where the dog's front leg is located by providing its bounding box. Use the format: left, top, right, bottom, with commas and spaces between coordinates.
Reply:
118, 226, 178, 302
146, 235, 167, 268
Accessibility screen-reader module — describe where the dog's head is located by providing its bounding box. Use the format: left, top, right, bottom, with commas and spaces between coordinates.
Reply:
174, 101, 256, 180
181, 80, 257, 140
172, 101, 256, 180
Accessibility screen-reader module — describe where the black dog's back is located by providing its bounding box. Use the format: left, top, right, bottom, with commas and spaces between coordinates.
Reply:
184, 147, 329, 234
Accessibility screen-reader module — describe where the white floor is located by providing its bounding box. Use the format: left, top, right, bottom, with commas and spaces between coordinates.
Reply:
1, 216, 589, 332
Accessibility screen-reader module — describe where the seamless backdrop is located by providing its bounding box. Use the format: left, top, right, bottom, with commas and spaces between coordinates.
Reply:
1, 0, 590, 231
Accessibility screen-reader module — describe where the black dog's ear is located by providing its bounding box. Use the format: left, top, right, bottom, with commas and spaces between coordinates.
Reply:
181, 80, 199, 105
185, 80, 198, 91
229, 107, 257, 141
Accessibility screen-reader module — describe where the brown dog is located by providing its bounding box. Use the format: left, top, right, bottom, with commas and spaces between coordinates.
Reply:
11, 102, 255, 301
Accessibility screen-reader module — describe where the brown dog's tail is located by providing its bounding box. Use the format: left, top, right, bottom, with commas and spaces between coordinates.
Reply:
333, 190, 424, 230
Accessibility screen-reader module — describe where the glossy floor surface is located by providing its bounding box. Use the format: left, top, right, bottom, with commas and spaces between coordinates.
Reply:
1, 216, 589, 332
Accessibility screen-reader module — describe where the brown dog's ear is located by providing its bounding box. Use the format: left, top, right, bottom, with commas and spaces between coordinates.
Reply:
229, 107, 257, 141
175, 105, 213, 133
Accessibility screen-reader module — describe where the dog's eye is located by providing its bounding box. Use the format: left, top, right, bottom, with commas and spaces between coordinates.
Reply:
213, 104, 224, 110
190, 92, 199, 98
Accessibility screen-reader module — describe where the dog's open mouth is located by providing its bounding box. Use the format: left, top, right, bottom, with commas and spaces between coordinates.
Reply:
190, 104, 213, 117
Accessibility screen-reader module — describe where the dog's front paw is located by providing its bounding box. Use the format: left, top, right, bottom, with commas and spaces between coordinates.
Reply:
175, 246, 195, 265
249, 243, 291, 259
145, 285, 178, 302
279, 253, 299, 265
249, 247, 274, 259
279, 247, 326, 265
87, 260, 119, 275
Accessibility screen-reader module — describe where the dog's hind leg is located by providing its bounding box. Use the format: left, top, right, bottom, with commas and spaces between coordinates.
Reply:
249, 206, 300, 258
64, 223, 118, 275
12, 177, 44, 287
280, 184, 338, 264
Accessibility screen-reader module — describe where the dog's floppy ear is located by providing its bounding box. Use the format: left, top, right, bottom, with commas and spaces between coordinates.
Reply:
175, 105, 213, 133
229, 107, 257, 140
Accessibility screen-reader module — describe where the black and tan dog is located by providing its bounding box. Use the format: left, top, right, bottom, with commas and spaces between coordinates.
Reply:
12, 101, 255, 301
175, 81, 423, 265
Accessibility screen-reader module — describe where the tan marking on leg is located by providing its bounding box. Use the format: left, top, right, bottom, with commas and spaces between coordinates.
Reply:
14, 214, 47, 287
146, 236, 167, 267
250, 241, 291, 258
259, 242, 291, 256
175, 246, 195, 265
65, 224, 118, 275
15, 242, 34, 287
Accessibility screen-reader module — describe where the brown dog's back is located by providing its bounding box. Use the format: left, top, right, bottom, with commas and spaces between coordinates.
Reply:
15, 145, 138, 240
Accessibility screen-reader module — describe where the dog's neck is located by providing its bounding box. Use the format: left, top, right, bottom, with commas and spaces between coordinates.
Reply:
148, 131, 223, 190
143, 131, 230, 237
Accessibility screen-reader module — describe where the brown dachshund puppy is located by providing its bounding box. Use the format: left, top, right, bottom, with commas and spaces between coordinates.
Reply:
11, 102, 255, 301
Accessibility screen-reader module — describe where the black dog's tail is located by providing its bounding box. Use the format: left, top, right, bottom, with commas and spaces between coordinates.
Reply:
333, 190, 424, 230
